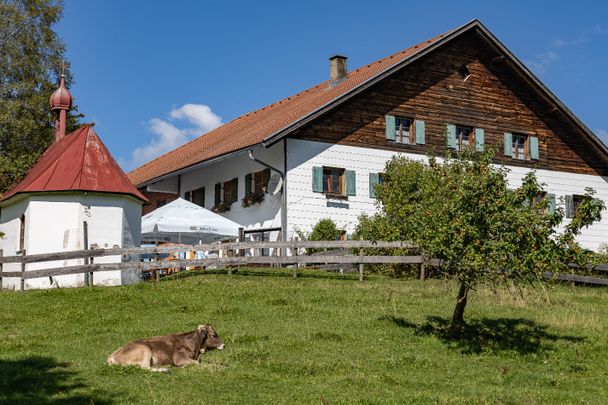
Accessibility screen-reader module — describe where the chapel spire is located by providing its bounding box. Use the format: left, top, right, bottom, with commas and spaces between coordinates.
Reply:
49, 64, 73, 142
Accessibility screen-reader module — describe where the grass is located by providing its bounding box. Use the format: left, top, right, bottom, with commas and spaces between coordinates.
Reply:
1, 268, 608, 404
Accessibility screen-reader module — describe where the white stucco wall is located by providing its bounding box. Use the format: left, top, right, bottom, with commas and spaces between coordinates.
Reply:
0, 193, 142, 290
285, 138, 608, 251
176, 143, 285, 232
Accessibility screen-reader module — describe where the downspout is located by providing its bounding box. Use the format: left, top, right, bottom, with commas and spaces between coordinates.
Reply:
248, 147, 287, 242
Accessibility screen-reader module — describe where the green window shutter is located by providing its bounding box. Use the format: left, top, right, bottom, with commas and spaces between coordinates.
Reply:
385, 115, 396, 141
504, 132, 513, 156
415, 119, 425, 144
369, 172, 380, 198
262, 168, 271, 188
565, 195, 574, 218
346, 170, 356, 196
530, 136, 539, 160
245, 173, 252, 196
214, 183, 221, 205
446, 124, 457, 149
547, 193, 556, 213
312, 166, 323, 193
184, 191, 191, 201
231, 178, 238, 203
475, 128, 484, 152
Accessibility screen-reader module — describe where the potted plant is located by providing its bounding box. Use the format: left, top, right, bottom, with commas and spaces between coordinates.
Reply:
241, 191, 265, 208
211, 202, 231, 213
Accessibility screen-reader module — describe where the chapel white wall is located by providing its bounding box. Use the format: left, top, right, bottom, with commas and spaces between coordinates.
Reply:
0, 194, 142, 290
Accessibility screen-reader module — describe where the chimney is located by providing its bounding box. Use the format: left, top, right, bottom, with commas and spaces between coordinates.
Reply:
329, 55, 347, 83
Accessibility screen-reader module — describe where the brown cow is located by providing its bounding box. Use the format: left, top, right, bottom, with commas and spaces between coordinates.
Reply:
107, 324, 224, 372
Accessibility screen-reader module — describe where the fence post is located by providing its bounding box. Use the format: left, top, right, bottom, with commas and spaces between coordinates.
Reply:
358, 237, 364, 283
154, 251, 160, 282
292, 237, 298, 278
83, 221, 89, 286
0, 249, 3, 291
89, 248, 94, 286
20, 249, 26, 292
420, 257, 426, 281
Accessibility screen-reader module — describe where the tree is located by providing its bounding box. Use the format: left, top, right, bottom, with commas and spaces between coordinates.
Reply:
0, 0, 82, 194
298, 218, 344, 254
357, 148, 604, 325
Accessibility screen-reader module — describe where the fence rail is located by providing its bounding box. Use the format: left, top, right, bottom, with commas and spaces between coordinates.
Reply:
0, 240, 415, 265
1, 240, 607, 290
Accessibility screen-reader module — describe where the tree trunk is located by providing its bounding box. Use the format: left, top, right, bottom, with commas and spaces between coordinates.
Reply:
452, 282, 468, 324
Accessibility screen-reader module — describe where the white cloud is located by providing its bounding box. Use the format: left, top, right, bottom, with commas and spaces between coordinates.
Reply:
123, 103, 222, 170
550, 38, 586, 49
526, 50, 559, 75
527, 25, 605, 75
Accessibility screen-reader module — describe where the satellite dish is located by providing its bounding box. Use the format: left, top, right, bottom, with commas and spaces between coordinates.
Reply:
266, 173, 283, 196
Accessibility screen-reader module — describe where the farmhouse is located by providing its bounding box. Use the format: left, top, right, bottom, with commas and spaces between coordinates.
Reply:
128, 20, 608, 250
0, 76, 147, 289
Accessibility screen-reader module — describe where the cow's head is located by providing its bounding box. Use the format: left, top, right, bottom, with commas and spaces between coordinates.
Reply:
198, 324, 225, 352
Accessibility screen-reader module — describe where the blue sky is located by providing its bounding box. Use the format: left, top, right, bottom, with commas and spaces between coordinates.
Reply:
56, 1, 608, 171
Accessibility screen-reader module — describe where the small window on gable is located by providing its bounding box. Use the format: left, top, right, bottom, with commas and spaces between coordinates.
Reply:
323, 167, 345, 196
458, 65, 471, 81
456, 125, 473, 150
395, 117, 415, 144
512, 133, 529, 160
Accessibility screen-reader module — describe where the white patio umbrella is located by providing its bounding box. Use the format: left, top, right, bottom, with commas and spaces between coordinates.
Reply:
141, 198, 241, 244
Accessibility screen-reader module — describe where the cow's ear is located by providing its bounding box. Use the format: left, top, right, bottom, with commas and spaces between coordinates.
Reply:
197, 324, 208, 336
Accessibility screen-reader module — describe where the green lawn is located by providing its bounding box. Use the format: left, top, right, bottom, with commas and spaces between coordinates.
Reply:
1, 269, 608, 404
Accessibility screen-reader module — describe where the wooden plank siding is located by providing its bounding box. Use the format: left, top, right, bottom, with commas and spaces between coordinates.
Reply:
290, 31, 608, 177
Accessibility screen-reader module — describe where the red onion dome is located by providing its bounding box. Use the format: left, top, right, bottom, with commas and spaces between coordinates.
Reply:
49, 75, 73, 110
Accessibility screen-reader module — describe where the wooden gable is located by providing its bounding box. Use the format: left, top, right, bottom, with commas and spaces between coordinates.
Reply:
290, 30, 608, 177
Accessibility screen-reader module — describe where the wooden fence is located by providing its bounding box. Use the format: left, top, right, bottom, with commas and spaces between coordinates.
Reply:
0, 240, 607, 291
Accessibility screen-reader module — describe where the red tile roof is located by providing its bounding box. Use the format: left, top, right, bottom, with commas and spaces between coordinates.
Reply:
127, 30, 455, 186
2, 125, 147, 203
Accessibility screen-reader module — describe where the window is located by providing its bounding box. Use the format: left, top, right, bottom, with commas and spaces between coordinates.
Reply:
323, 167, 345, 195
572, 195, 584, 215
532, 191, 547, 213
214, 178, 238, 205
312, 166, 356, 197
395, 117, 414, 144
456, 125, 473, 150
369, 172, 385, 198
223, 179, 238, 204
512, 133, 529, 160
246, 168, 270, 196
185, 187, 205, 207
19, 214, 25, 252
191, 187, 205, 207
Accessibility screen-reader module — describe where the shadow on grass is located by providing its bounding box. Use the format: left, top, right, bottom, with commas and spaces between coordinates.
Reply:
380, 315, 585, 355
0, 356, 114, 404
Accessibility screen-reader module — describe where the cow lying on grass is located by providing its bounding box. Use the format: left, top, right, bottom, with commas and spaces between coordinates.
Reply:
107, 324, 224, 372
